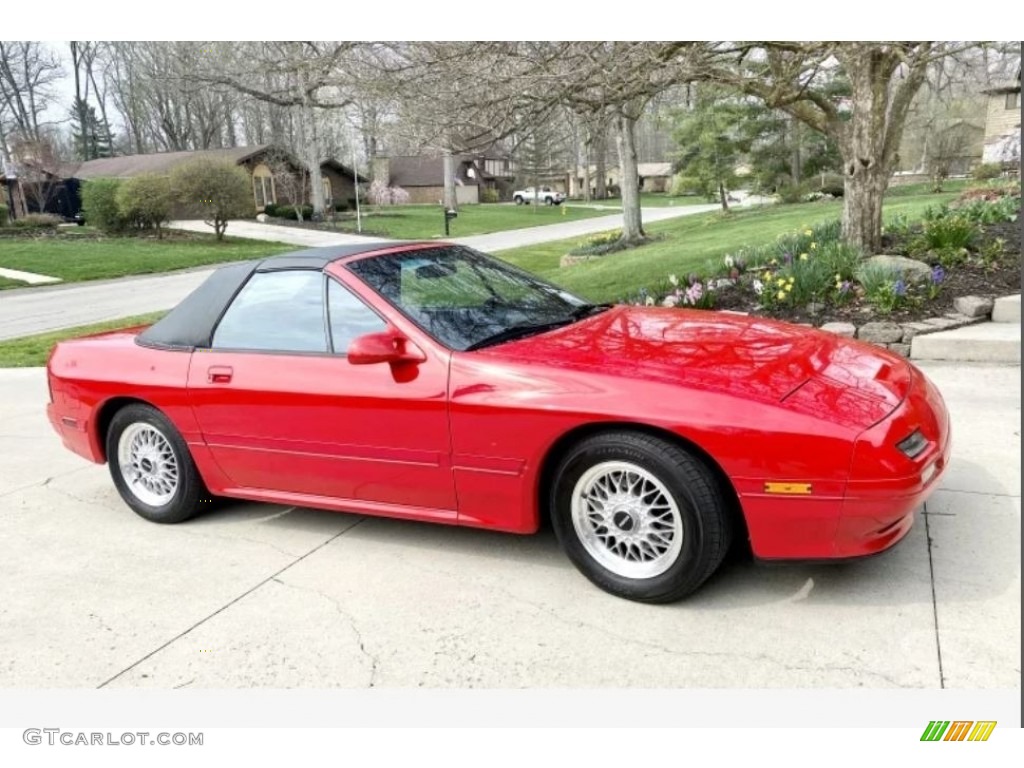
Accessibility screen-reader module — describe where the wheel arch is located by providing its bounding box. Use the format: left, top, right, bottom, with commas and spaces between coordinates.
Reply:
536, 421, 748, 545
93, 396, 159, 463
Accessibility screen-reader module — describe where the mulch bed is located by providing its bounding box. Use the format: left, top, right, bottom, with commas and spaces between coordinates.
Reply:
711, 215, 1021, 326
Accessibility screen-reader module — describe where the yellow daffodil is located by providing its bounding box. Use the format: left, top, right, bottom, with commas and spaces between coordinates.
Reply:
799, 253, 808, 261
776, 290, 786, 300
776, 278, 786, 286
835, 273, 842, 280
769, 259, 778, 266
788, 276, 795, 284
785, 283, 793, 292
803, 229, 813, 236
762, 271, 771, 281
810, 242, 817, 250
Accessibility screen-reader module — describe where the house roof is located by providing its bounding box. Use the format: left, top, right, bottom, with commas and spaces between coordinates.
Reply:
62, 145, 365, 181
982, 67, 1021, 96
387, 155, 483, 188
67, 146, 271, 179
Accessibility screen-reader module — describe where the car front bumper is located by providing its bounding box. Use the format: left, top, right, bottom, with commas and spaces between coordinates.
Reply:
747, 364, 951, 561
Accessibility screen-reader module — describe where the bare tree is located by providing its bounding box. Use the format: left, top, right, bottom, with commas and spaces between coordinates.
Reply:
0, 41, 63, 142
703, 41, 983, 252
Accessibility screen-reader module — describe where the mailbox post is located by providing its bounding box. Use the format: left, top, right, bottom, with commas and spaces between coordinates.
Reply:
444, 207, 458, 236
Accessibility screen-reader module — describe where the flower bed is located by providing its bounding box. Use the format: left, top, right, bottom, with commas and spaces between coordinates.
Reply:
619, 182, 1020, 355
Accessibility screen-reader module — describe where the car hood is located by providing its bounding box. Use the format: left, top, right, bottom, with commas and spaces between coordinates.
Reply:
477, 306, 911, 430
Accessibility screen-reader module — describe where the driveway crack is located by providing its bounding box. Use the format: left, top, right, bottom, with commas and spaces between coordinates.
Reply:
271, 578, 382, 688
95, 517, 365, 688
923, 500, 946, 688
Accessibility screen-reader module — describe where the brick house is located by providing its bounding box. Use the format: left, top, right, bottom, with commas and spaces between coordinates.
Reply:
5, 145, 363, 220
371, 152, 515, 204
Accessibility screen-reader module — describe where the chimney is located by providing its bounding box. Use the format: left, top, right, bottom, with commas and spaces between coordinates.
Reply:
371, 156, 390, 187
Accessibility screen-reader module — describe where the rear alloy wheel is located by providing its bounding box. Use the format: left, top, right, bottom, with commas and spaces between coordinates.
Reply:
106, 404, 210, 524
550, 432, 733, 602
545, 196, 555, 206
514, 195, 524, 205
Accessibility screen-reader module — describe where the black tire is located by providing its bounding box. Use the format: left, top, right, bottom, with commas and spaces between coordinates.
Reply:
544, 196, 555, 206
513, 195, 524, 205
549, 431, 733, 603
105, 403, 210, 524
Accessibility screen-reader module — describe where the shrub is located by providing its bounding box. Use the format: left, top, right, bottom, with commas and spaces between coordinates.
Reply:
0, 204, 8, 227
81, 178, 128, 234
170, 159, 253, 240
951, 195, 1020, 225
9, 212, 62, 230
777, 180, 811, 204
669, 174, 703, 197
479, 187, 500, 204
275, 204, 314, 221
808, 173, 845, 197
263, 202, 279, 217
334, 201, 349, 212
116, 174, 174, 237
920, 214, 978, 251
972, 162, 1003, 180
816, 241, 863, 282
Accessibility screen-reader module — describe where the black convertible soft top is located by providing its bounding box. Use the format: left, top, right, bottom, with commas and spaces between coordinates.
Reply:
137, 242, 407, 350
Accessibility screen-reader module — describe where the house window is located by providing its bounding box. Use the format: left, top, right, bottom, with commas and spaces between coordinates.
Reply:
322, 177, 332, 205
1006, 91, 1020, 110
251, 164, 275, 210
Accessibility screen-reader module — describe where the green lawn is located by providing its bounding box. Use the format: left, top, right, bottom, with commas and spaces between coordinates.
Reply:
0, 234, 291, 286
0, 312, 167, 368
326, 203, 610, 239
496, 191, 959, 302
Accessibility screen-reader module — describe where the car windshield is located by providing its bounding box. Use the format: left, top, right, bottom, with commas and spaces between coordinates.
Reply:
346, 245, 607, 351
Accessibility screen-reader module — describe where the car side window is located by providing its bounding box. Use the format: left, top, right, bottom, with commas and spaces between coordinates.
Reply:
212, 270, 327, 353
328, 278, 387, 353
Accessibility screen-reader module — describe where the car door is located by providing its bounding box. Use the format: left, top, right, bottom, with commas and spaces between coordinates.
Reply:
186, 267, 456, 516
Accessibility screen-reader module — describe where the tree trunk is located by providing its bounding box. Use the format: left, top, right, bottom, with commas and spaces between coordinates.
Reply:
594, 120, 608, 199
718, 181, 729, 212
582, 138, 591, 202
841, 158, 887, 254
615, 114, 644, 243
442, 149, 457, 211
789, 116, 802, 184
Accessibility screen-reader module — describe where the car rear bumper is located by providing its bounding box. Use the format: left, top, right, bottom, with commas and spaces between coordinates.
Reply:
47, 402, 103, 463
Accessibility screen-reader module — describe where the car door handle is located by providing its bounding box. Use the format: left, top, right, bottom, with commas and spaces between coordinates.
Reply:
208, 366, 233, 384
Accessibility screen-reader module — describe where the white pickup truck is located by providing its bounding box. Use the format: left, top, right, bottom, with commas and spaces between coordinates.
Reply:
512, 186, 565, 205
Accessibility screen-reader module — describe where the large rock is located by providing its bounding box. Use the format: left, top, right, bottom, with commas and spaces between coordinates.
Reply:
858, 255, 932, 283
256, 213, 270, 223
857, 321, 904, 343
820, 322, 856, 338
953, 295, 994, 318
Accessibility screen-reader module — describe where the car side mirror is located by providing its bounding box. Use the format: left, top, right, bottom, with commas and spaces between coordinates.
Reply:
347, 331, 426, 366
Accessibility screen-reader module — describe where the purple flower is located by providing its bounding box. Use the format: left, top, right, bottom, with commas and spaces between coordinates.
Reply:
684, 282, 704, 305
894, 279, 907, 297
839, 281, 851, 294
931, 265, 945, 285
783, 252, 793, 264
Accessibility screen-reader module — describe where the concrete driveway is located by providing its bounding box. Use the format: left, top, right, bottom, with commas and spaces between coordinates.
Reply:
0, 362, 1017, 688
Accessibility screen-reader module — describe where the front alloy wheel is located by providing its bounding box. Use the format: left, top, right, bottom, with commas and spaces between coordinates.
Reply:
551, 431, 733, 602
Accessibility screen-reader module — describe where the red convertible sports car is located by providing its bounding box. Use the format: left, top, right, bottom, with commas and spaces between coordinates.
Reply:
46, 241, 951, 602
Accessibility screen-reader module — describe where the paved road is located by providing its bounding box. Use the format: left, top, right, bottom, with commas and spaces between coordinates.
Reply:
0, 362, 1017, 688
0, 201, 765, 341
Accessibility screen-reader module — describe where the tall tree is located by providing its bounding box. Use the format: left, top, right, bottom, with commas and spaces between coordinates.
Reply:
0, 41, 62, 142
704, 41, 976, 252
